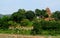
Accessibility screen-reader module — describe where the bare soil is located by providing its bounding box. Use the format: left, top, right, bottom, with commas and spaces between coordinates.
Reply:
0, 34, 60, 38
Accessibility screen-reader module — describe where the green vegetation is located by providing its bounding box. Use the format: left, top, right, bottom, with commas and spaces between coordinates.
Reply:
0, 9, 60, 35
32, 20, 60, 35
0, 29, 31, 35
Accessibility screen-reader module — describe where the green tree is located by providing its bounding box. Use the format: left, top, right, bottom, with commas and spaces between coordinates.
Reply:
32, 20, 60, 35
52, 11, 60, 20
41, 9, 48, 18
11, 9, 26, 22
1, 16, 10, 22
35, 9, 42, 16
35, 9, 48, 18
17, 9, 26, 14
31, 19, 43, 35
20, 19, 33, 27
25, 10, 35, 21
0, 16, 10, 29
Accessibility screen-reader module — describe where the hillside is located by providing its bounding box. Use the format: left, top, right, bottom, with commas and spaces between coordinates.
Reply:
0, 8, 60, 36
0, 14, 3, 18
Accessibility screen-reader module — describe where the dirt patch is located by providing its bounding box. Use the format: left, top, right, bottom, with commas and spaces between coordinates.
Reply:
0, 34, 59, 38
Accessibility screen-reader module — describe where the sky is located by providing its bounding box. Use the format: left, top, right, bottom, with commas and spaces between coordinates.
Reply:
0, 0, 60, 14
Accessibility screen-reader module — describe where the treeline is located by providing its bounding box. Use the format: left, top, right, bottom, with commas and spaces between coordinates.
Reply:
0, 9, 48, 29
0, 9, 60, 35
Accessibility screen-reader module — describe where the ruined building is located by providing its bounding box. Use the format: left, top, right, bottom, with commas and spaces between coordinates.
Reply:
46, 8, 52, 17
45, 8, 54, 21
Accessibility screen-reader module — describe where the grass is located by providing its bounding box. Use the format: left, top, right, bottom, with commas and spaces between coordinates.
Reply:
0, 29, 31, 35
0, 29, 15, 34
0, 29, 60, 38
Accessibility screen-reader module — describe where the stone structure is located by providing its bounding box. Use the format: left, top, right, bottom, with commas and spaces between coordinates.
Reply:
45, 8, 54, 21
46, 8, 52, 17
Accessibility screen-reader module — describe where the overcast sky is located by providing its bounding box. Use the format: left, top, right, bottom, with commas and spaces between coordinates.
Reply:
0, 0, 60, 14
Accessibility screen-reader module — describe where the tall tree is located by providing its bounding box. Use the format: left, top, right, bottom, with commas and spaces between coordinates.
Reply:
35, 9, 42, 16
35, 9, 48, 18
0, 16, 10, 29
25, 10, 35, 21
52, 11, 60, 20
11, 9, 26, 22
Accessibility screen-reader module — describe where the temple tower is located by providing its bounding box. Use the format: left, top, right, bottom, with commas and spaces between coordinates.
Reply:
46, 8, 52, 17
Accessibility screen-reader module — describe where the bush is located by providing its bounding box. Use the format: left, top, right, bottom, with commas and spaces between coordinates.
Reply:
32, 20, 60, 35
20, 19, 33, 27
8, 21, 17, 26
31, 20, 43, 35
0, 22, 9, 29
0, 16, 12, 29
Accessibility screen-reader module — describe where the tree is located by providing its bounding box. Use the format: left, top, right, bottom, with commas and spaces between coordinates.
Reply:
41, 9, 48, 18
1, 16, 10, 22
25, 10, 35, 21
0, 16, 10, 29
35, 9, 48, 18
52, 11, 60, 20
17, 9, 26, 14
32, 20, 60, 35
20, 19, 33, 27
11, 9, 26, 22
31, 19, 43, 35
35, 9, 42, 16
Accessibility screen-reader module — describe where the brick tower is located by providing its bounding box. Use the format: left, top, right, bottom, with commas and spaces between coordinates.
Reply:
46, 8, 52, 17
45, 8, 54, 21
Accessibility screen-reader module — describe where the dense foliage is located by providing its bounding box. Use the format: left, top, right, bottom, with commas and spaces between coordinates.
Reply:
0, 9, 60, 35
32, 20, 60, 35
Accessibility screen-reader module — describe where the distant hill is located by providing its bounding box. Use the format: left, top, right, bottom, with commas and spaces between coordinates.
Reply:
4, 14, 11, 16
0, 14, 3, 18
0, 14, 11, 18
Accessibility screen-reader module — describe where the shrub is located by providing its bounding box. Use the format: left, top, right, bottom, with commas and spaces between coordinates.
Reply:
8, 21, 21, 29
32, 20, 60, 35
20, 19, 33, 27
